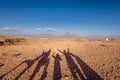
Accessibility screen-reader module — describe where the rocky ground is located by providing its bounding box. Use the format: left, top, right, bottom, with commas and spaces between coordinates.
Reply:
0, 36, 120, 80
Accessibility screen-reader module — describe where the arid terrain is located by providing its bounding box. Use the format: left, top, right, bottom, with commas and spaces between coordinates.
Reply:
0, 36, 120, 80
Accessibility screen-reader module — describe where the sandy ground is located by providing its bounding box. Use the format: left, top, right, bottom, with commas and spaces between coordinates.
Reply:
0, 37, 120, 80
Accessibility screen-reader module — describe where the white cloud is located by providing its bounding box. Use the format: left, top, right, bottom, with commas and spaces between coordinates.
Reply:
35, 28, 42, 31
35, 27, 58, 32
43, 28, 57, 32
2, 27, 19, 31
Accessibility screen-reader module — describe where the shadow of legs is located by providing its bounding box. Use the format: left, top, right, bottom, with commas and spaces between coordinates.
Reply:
52, 53, 62, 80
40, 58, 50, 80
29, 49, 51, 80
58, 49, 85, 80
70, 53, 103, 80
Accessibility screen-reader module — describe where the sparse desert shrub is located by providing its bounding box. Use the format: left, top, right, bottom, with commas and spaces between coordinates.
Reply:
0, 41, 4, 46
0, 38, 5, 46
4, 38, 25, 45
5, 39, 14, 44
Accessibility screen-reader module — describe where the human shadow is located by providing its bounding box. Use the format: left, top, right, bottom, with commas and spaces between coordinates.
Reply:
58, 49, 86, 80
0, 48, 51, 80
70, 53, 103, 80
29, 48, 51, 80
52, 53, 62, 80
39, 58, 50, 80
0, 52, 43, 79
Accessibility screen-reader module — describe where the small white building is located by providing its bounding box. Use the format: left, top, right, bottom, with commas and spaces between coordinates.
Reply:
106, 38, 109, 41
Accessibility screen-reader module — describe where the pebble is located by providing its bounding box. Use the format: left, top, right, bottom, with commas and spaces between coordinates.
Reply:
0, 63, 4, 67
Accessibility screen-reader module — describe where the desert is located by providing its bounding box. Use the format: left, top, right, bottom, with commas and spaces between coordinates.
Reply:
0, 36, 120, 80
1, 0, 120, 80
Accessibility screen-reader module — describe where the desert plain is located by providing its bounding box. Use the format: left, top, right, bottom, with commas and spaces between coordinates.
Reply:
0, 36, 120, 80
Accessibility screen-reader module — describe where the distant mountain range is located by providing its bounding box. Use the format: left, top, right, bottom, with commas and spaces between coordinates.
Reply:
1, 34, 120, 40
22, 33, 79, 38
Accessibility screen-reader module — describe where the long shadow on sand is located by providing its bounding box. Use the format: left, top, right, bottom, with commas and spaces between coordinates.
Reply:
70, 52, 103, 80
29, 48, 51, 80
0, 48, 103, 80
58, 49, 85, 80
58, 48, 103, 80
52, 53, 62, 80
0, 48, 51, 80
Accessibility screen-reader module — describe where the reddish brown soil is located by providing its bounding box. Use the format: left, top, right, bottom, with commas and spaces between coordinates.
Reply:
0, 37, 120, 80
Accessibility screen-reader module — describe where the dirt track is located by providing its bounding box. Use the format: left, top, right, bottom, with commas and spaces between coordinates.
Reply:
0, 37, 120, 80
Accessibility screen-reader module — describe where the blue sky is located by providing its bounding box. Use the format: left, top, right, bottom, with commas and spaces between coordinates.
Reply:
0, 0, 120, 36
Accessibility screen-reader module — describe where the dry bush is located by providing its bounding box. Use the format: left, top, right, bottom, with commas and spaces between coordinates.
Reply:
0, 37, 5, 46
4, 38, 25, 45
0, 36, 25, 45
